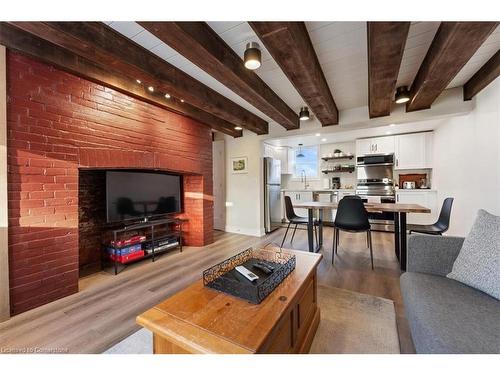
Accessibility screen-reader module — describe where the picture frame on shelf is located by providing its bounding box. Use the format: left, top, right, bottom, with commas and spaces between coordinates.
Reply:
231, 156, 248, 174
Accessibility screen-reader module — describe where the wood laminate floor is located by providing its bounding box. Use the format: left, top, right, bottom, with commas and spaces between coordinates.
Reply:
0, 227, 415, 354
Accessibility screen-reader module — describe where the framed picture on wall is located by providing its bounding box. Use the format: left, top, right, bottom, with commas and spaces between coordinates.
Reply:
231, 157, 248, 174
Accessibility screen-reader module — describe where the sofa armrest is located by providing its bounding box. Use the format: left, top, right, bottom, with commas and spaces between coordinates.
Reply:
407, 234, 465, 276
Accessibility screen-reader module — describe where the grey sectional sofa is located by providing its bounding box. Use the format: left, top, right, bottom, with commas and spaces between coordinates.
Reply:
400, 234, 500, 354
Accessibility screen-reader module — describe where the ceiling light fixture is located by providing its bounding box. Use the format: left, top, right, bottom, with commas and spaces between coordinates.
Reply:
244, 42, 262, 70
299, 107, 310, 121
321, 138, 327, 142
234, 126, 243, 131
148, 86, 154, 92
296, 143, 305, 158
164, 93, 171, 99
136, 79, 142, 84
395, 86, 410, 104
180, 99, 185, 103
315, 133, 321, 137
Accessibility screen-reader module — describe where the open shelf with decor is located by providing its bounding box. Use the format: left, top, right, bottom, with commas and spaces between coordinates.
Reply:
321, 155, 354, 161
321, 165, 355, 174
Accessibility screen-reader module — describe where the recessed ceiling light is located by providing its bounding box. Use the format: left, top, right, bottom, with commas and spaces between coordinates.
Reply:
386, 131, 392, 135
395, 86, 410, 104
321, 138, 327, 142
244, 42, 261, 70
164, 93, 171, 99
136, 79, 142, 84
180, 99, 185, 103
234, 126, 243, 131
315, 133, 321, 137
389, 123, 396, 127
299, 107, 310, 121
148, 86, 154, 92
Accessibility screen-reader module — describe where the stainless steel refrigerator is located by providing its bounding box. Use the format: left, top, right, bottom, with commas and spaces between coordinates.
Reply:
264, 157, 282, 233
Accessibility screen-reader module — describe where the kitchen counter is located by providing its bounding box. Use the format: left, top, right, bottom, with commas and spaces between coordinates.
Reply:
396, 189, 437, 192
281, 188, 356, 193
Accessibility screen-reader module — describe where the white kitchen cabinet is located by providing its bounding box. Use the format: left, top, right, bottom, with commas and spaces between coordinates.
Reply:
264, 144, 294, 174
287, 147, 295, 175
396, 190, 438, 225
356, 136, 394, 155
275, 147, 294, 174
355, 139, 373, 155
283, 191, 313, 218
263, 143, 275, 158
395, 132, 433, 170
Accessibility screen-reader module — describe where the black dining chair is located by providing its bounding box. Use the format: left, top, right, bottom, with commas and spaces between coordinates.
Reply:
408, 197, 454, 235
332, 196, 374, 269
281, 195, 318, 248
332, 195, 369, 247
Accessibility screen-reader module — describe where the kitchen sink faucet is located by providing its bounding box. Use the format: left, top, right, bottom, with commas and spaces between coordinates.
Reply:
301, 170, 309, 189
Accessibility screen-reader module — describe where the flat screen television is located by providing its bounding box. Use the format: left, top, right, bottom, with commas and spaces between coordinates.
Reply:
106, 170, 182, 223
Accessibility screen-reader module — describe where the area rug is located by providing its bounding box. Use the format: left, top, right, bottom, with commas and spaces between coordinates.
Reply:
104, 285, 400, 354
309, 285, 400, 354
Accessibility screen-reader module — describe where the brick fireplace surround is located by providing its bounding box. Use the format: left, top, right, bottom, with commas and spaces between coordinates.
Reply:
6, 52, 214, 315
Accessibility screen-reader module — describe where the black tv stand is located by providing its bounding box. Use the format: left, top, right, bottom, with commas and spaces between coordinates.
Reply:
104, 217, 185, 275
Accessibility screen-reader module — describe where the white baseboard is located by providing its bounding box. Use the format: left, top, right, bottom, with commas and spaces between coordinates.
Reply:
224, 225, 266, 237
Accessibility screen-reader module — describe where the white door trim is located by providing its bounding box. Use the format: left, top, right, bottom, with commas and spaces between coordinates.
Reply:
0, 44, 10, 321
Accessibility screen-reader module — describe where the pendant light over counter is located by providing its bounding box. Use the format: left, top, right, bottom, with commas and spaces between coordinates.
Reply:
296, 143, 305, 158
395, 86, 410, 104
299, 107, 310, 121
244, 42, 262, 70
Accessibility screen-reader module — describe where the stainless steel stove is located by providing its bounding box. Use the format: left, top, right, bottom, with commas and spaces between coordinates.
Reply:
356, 154, 396, 232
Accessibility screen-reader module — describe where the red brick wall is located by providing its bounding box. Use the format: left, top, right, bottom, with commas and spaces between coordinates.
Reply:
6, 52, 214, 315
78, 169, 107, 275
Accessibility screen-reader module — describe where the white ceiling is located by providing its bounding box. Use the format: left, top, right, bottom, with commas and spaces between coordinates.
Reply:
105, 21, 499, 132
448, 25, 500, 88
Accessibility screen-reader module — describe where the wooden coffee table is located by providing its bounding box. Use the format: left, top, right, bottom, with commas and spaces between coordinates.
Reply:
137, 248, 323, 353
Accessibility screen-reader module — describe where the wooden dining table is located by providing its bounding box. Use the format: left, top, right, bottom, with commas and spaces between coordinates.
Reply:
293, 201, 431, 271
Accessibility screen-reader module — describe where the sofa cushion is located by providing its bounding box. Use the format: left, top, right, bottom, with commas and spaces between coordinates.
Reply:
401, 272, 500, 354
447, 209, 500, 300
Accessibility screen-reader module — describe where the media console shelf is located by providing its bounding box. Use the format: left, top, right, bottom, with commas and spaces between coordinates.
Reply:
104, 217, 185, 275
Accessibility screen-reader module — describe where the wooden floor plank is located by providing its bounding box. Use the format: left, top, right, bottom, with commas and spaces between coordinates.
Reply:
0, 228, 415, 354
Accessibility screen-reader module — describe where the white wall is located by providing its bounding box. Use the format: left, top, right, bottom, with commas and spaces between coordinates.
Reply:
432, 78, 500, 236
212, 140, 226, 231
0, 45, 9, 321
223, 131, 265, 237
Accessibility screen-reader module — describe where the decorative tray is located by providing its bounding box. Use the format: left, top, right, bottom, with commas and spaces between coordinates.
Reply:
202, 247, 296, 304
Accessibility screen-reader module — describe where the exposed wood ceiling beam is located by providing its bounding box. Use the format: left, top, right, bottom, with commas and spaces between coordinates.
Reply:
463, 49, 500, 100
0, 23, 243, 137
367, 22, 410, 118
407, 22, 498, 112
7, 22, 268, 135
138, 22, 299, 130
249, 22, 339, 126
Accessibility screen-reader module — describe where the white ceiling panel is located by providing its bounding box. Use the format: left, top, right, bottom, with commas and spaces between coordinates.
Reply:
130, 30, 163, 50
396, 22, 440, 88
207, 21, 243, 35
108, 21, 143, 38
306, 22, 367, 109
447, 25, 500, 88
150, 43, 178, 61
